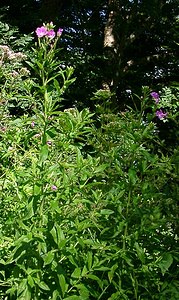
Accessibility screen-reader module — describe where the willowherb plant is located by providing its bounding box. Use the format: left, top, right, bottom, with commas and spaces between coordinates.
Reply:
150, 86, 179, 122
0, 22, 98, 299
27, 22, 75, 114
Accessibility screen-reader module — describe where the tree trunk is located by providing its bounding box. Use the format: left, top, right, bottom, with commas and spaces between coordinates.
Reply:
103, 0, 119, 101
103, 0, 139, 104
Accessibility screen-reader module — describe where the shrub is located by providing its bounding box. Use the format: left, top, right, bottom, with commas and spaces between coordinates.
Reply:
0, 23, 178, 300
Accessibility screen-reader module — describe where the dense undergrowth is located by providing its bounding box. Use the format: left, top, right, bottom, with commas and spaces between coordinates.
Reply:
0, 22, 179, 300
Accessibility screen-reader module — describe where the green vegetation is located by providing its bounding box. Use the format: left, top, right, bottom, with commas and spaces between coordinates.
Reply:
0, 20, 178, 299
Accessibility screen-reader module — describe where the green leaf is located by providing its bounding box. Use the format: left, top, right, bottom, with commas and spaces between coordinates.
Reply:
158, 253, 173, 275
38, 281, 50, 291
39, 144, 48, 163
52, 290, 60, 300
86, 274, 103, 288
0, 259, 6, 265
121, 253, 134, 267
63, 296, 81, 300
17, 286, 31, 300
128, 168, 137, 185
50, 226, 58, 244
77, 284, 89, 299
46, 128, 57, 138
58, 274, 67, 297
94, 164, 108, 173
100, 209, 114, 215
108, 291, 121, 300
56, 224, 65, 243
81, 265, 88, 276
27, 275, 34, 288
43, 251, 55, 266
53, 78, 61, 93
12, 242, 28, 261
134, 242, 145, 264
71, 267, 81, 279
36, 61, 44, 70
18, 220, 31, 232
117, 190, 125, 199
87, 252, 93, 270
50, 224, 66, 248
33, 183, 41, 196
24, 199, 34, 220
17, 278, 27, 296
86, 274, 100, 281
22, 288, 31, 300
93, 266, 110, 271
108, 264, 118, 283
6, 286, 17, 297
68, 255, 78, 267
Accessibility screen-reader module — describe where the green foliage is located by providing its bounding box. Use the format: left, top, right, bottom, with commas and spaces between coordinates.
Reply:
159, 87, 179, 116
0, 20, 34, 115
0, 23, 178, 300
0, 45, 33, 114
0, 21, 33, 52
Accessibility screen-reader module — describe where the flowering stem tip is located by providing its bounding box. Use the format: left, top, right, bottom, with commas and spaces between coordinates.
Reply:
150, 92, 159, 104
35, 23, 63, 39
156, 109, 167, 120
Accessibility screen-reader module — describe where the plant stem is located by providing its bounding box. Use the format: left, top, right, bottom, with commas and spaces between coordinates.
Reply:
123, 188, 131, 251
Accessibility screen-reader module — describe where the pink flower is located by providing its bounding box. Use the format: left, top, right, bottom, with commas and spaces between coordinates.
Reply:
46, 29, 56, 39
151, 92, 159, 104
0, 127, 6, 132
47, 140, 52, 145
35, 26, 48, 38
51, 185, 57, 191
57, 28, 63, 37
31, 121, 35, 128
11, 71, 19, 77
34, 133, 41, 138
156, 109, 167, 120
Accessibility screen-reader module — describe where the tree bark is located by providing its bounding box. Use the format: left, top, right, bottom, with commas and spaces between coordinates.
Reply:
103, 0, 138, 100
103, 0, 118, 93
